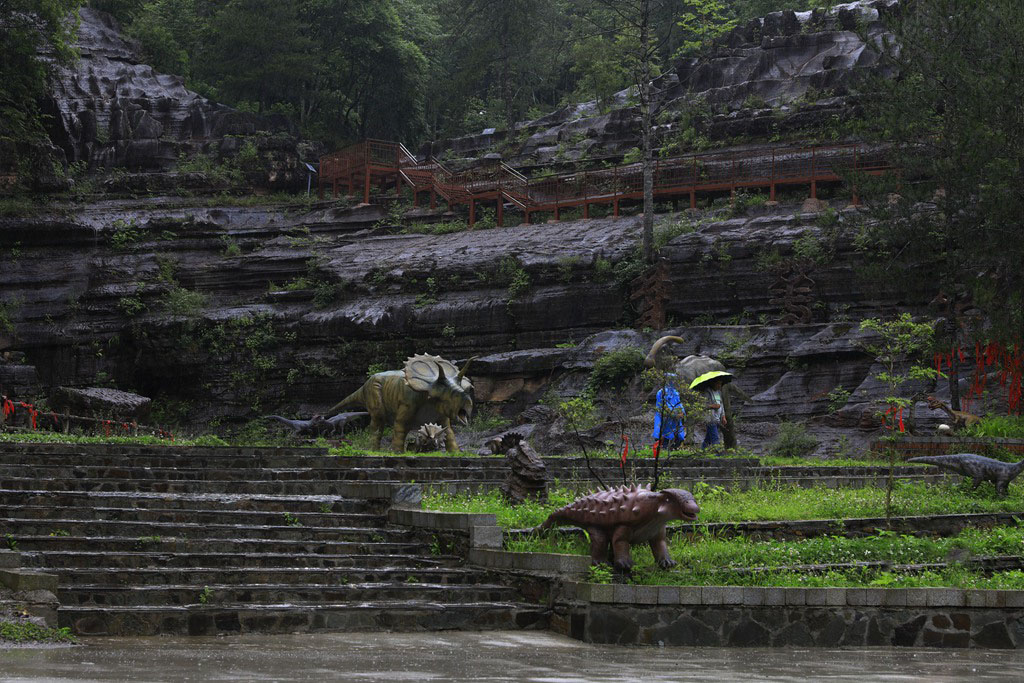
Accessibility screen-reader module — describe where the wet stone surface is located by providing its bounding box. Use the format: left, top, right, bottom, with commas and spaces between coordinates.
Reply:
4, 631, 1024, 681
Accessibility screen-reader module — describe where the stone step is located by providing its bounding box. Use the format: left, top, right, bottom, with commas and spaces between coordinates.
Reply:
0, 472, 950, 497
0, 445, 932, 478
60, 600, 550, 637
0, 504, 385, 528
22, 550, 454, 570
51, 565, 488, 587
0, 463, 500, 482
0, 518, 414, 542
0, 489, 388, 514
58, 582, 519, 608
6, 535, 427, 557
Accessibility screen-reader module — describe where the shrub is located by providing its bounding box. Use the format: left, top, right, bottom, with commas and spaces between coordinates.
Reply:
827, 387, 851, 413
768, 422, 819, 458
588, 347, 645, 392
163, 287, 207, 316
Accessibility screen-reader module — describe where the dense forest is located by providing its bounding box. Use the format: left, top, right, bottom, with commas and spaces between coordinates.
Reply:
4, 0, 831, 150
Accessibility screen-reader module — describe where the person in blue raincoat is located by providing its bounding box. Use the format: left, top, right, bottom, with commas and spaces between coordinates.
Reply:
651, 375, 685, 451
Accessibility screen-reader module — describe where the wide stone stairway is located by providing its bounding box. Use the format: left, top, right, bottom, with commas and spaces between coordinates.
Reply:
0, 443, 546, 636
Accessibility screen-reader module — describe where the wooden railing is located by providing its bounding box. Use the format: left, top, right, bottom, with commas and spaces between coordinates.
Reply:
319, 140, 889, 226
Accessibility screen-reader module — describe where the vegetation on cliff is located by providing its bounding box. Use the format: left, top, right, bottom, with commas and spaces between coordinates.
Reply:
85, 0, 832, 146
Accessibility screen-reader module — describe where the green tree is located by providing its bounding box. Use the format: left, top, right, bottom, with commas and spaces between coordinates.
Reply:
859, 314, 938, 520
1, 0, 82, 157
200, 0, 313, 114
858, 0, 1024, 345
675, 0, 736, 57
300, 0, 428, 142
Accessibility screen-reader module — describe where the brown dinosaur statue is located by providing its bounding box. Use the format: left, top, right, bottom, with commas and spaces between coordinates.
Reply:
926, 396, 981, 431
537, 485, 699, 570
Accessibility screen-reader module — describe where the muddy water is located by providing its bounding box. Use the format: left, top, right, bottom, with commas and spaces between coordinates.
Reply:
2, 631, 1024, 682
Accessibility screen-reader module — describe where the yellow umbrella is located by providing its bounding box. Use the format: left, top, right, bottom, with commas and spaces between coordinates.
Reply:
689, 370, 733, 390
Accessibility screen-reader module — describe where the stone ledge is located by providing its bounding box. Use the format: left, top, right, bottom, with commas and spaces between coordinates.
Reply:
389, 508, 496, 531
0, 550, 19, 569
555, 582, 1024, 608
0, 569, 59, 593
468, 549, 590, 577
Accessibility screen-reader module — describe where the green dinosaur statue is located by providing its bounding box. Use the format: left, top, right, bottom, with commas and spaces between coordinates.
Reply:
327, 354, 474, 452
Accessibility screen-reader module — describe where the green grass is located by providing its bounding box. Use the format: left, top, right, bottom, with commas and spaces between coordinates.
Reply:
423, 479, 1024, 529
0, 620, 77, 644
504, 525, 1024, 589
964, 414, 1024, 439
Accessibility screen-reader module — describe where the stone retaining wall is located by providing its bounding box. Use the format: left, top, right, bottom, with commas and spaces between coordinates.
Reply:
405, 504, 1024, 648
555, 601, 1024, 648
874, 437, 1024, 458
0, 549, 60, 627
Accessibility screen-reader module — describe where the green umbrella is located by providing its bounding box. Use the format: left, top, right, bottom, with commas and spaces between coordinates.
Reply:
689, 370, 733, 390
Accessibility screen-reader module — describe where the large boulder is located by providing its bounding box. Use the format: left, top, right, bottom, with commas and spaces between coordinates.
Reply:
50, 387, 152, 419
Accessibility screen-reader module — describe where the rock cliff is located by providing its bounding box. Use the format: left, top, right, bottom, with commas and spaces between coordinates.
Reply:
40, 8, 310, 189
0, 192, 949, 448
428, 0, 897, 167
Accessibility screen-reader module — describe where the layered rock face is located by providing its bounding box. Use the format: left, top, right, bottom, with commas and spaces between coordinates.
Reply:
41, 9, 307, 188
0, 195, 945, 443
428, 0, 897, 166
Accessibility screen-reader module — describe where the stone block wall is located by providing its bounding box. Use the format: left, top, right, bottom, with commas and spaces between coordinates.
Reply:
873, 437, 1024, 458
553, 584, 1024, 648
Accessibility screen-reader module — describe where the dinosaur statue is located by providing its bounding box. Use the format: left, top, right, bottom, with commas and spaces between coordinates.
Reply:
537, 485, 699, 570
908, 453, 1024, 497
487, 432, 548, 504
266, 412, 368, 437
644, 336, 748, 448
926, 396, 981, 431
327, 354, 474, 453
405, 423, 446, 452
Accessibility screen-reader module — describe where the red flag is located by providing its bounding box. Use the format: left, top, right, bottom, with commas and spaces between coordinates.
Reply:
652, 439, 660, 460
620, 435, 629, 466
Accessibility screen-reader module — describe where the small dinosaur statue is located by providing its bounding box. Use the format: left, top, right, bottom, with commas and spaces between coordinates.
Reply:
537, 485, 699, 570
908, 453, 1024, 497
405, 423, 446, 452
926, 396, 981, 430
266, 412, 368, 437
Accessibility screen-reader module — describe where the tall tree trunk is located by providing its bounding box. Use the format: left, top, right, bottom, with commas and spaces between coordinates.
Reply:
640, 0, 654, 264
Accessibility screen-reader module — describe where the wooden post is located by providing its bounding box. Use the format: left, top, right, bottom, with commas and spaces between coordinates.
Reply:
469, 198, 476, 227
770, 149, 776, 202
497, 197, 504, 227
583, 202, 589, 219
613, 199, 620, 217
430, 188, 437, 210
364, 169, 372, 204
810, 147, 817, 199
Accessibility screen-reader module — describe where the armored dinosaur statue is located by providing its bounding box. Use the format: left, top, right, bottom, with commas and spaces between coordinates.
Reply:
908, 453, 1024, 497
537, 485, 699, 570
405, 423, 446, 452
644, 336, 749, 448
327, 354, 475, 453
266, 412, 368, 437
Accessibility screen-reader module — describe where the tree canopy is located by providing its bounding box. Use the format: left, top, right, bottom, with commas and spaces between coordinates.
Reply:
858, 0, 1024, 344
0, 0, 82, 146
85, 0, 827, 147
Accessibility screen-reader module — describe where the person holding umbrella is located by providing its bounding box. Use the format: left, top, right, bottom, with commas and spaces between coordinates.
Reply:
689, 371, 733, 450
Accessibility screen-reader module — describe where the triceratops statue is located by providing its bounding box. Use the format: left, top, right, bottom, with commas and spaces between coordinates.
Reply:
328, 354, 474, 453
